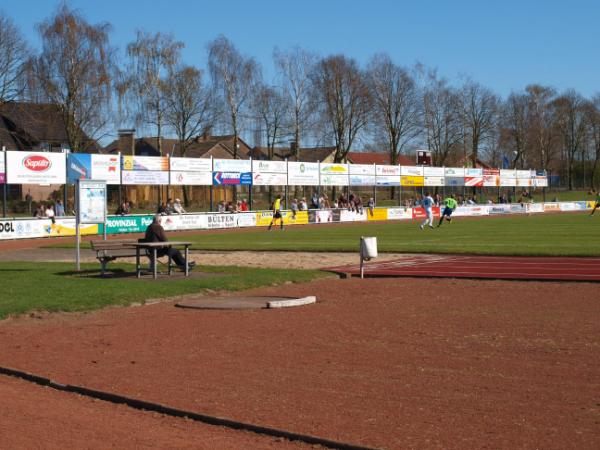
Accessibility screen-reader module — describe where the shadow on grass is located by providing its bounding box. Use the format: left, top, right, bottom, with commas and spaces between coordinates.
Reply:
55, 267, 223, 281
0, 268, 30, 272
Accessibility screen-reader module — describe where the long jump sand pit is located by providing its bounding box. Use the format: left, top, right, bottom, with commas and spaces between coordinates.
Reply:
0, 276, 599, 449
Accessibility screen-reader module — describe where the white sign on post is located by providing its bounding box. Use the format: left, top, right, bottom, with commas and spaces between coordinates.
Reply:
76, 180, 107, 270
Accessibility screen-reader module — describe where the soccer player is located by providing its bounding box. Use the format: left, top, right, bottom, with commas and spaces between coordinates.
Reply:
590, 190, 600, 216
438, 194, 458, 227
419, 192, 435, 229
268, 194, 284, 230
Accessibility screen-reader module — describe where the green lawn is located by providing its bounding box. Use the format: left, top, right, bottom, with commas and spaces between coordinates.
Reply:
173, 212, 599, 256
0, 262, 326, 320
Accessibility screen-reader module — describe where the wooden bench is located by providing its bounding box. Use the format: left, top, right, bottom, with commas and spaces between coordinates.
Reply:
91, 239, 140, 276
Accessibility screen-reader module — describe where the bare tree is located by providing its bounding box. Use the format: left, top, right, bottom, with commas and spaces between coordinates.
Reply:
312, 55, 371, 162
423, 75, 462, 166
367, 54, 421, 164
34, 4, 114, 151
460, 80, 498, 167
582, 97, 600, 189
163, 65, 214, 205
207, 35, 259, 159
122, 30, 183, 155
252, 83, 289, 160
273, 46, 316, 159
499, 92, 530, 169
553, 90, 587, 190
0, 13, 29, 105
525, 85, 558, 172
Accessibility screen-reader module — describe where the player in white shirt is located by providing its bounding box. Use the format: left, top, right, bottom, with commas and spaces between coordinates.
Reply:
420, 192, 435, 229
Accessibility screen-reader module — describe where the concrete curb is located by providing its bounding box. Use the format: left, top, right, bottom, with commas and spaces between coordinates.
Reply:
267, 296, 317, 308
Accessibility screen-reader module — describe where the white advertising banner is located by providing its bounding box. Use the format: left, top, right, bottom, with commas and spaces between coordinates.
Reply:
339, 209, 367, 222
376, 165, 400, 176
122, 155, 168, 171
7, 151, 66, 184
453, 206, 490, 217
500, 169, 517, 178
386, 207, 413, 220
483, 175, 499, 187
169, 157, 212, 172
423, 167, 445, 176
500, 177, 517, 187
527, 203, 544, 213
424, 176, 445, 186
213, 159, 251, 172
349, 175, 376, 186
534, 176, 548, 187
252, 172, 288, 186
516, 178, 532, 187
516, 169, 533, 178
320, 174, 348, 186
375, 175, 400, 186
287, 162, 320, 185
170, 171, 213, 186
252, 160, 287, 173
350, 164, 376, 175
91, 154, 120, 184
122, 170, 169, 185
445, 167, 465, 177
0, 219, 48, 240
160, 214, 208, 231
320, 163, 349, 175
400, 166, 423, 176
0, 152, 4, 183
445, 176, 465, 187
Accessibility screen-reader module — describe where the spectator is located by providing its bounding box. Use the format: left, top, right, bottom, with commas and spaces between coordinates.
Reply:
143, 215, 195, 271
290, 198, 299, 218
354, 196, 363, 214
299, 198, 308, 211
115, 202, 130, 215
367, 197, 375, 216
55, 200, 65, 217
34, 204, 44, 218
45, 204, 56, 224
311, 192, 319, 209
217, 201, 226, 213
226, 201, 235, 212
173, 198, 186, 214
240, 199, 249, 212
157, 202, 169, 215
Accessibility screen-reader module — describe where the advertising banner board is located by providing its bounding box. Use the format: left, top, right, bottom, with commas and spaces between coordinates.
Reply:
350, 175, 376, 186
170, 171, 212, 185
252, 172, 287, 186
423, 167, 444, 176
445, 176, 465, 187
350, 164, 376, 175
7, 151, 66, 184
424, 176, 444, 186
320, 174, 348, 186
67, 154, 120, 184
213, 159, 251, 172
376, 175, 400, 186
401, 175, 424, 187
0, 152, 4, 184
170, 157, 212, 172
386, 207, 413, 220
252, 160, 287, 173
465, 176, 484, 187
287, 162, 319, 185
445, 167, 464, 177
122, 156, 168, 171
212, 172, 252, 186
401, 166, 424, 176
122, 170, 169, 185
376, 165, 400, 176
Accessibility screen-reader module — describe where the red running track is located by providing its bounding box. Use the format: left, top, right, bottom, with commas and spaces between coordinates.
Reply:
325, 254, 600, 282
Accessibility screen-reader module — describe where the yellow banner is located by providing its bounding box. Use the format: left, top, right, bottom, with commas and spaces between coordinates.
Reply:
47, 222, 99, 237
255, 210, 308, 226
367, 208, 387, 221
401, 175, 424, 187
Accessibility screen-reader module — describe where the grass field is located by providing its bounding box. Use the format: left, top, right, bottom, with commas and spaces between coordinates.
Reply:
174, 212, 600, 256
0, 262, 326, 319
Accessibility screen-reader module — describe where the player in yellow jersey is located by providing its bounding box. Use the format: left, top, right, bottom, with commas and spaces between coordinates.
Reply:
590, 190, 600, 216
268, 194, 284, 230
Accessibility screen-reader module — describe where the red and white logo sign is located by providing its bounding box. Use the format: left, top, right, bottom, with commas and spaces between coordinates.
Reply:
23, 155, 52, 172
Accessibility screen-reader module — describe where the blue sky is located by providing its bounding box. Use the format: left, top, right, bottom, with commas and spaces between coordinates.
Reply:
5, 0, 600, 97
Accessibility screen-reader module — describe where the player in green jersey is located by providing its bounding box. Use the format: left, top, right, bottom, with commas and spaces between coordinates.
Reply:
590, 190, 600, 216
438, 195, 458, 227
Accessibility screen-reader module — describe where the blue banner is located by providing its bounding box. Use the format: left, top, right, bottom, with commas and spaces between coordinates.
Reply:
67, 153, 91, 183
213, 172, 252, 186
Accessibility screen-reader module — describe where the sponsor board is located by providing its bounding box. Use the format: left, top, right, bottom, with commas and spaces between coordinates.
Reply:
445, 176, 465, 187
453, 206, 489, 217
400, 166, 424, 176
0, 218, 98, 240
160, 214, 208, 231
320, 174, 348, 186
465, 176, 484, 187
287, 162, 320, 185
122, 170, 169, 185
104, 215, 154, 234
533, 176, 548, 187
489, 204, 512, 215
559, 202, 587, 212
465, 168, 483, 177
257, 210, 308, 226
527, 203, 544, 213
122, 156, 168, 171
170, 171, 212, 185
47, 218, 98, 236
516, 170, 533, 178
212, 171, 252, 186
424, 176, 444, 186
0, 153, 4, 183
386, 207, 412, 220
367, 208, 388, 221
543, 203, 560, 211
587, 201, 597, 209
500, 169, 517, 178
516, 178, 532, 187
252, 172, 288, 186
7, 151, 66, 184
320, 163, 349, 175
308, 209, 335, 223
339, 209, 367, 222
500, 177, 517, 187
423, 167, 444, 177
483, 175, 499, 187
445, 167, 465, 177
412, 206, 440, 219
92, 154, 121, 184
235, 213, 259, 227
350, 174, 376, 186
376, 165, 400, 176
252, 160, 287, 173
349, 164, 376, 176
170, 157, 212, 172
401, 175, 424, 187
376, 175, 400, 186
509, 204, 527, 213
213, 159, 251, 172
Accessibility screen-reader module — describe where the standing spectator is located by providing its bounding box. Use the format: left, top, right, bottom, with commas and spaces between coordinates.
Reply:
367, 197, 375, 216
173, 198, 186, 214
217, 201, 226, 213
290, 198, 299, 219
45, 204, 56, 224
311, 192, 319, 209
419, 192, 434, 230
54, 200, 65, 217
240, 199, 249, 212
299, 198, 308, 211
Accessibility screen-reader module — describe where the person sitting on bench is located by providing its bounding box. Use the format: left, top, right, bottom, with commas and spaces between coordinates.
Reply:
143, 215, 195, 271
